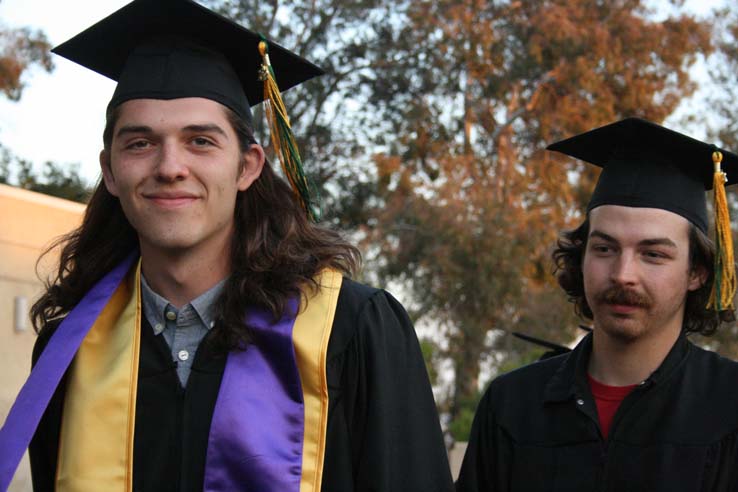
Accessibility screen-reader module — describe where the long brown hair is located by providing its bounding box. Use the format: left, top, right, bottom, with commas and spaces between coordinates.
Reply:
552, 217, 734, 336
32, 104, 361, 350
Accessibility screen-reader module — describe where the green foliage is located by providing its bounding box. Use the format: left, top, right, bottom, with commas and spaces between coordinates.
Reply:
448, 399, 477, 442
31, 162, 91, 203
0, 144, 11, 184
419, 338, 440, 386
2, 146, 90, 203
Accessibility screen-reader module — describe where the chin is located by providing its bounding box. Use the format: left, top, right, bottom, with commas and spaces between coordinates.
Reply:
594, 316, 646, 344
153, 238, 201, 252
599, 325, 643, 344
138, 232, 200, 253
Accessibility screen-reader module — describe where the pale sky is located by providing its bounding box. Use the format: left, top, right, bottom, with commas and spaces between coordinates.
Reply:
0, 0, 726, 186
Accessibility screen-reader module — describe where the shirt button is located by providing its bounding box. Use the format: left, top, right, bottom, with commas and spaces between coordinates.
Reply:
166, 311, 176, 321
576, 399, 584, 406
154, 323, 163, 332
178, 350, 189, 361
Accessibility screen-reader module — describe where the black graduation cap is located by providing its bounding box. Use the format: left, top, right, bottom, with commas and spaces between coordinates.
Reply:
547, 117, 738, 233
51, 0, 324, 123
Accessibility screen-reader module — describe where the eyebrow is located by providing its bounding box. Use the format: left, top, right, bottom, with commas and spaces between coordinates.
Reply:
639, 238, 678, 248
115, 123, 228, 139
116, 125, 153, 138
589, 230, 677, 248
182, 124, 228, 138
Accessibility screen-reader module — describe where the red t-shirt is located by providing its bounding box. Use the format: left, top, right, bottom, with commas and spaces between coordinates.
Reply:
587, 374, 637, 439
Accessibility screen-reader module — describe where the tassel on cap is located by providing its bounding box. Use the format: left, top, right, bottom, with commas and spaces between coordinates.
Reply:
707, 150, 736, 312
258, 38, 320, 221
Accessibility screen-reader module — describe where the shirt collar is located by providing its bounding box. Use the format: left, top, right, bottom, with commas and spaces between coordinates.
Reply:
140, 275, 169, 335
543, 333, 592, 403
190, 278, 226, 330
140, 275, 226, 335
543, 331, 691, 403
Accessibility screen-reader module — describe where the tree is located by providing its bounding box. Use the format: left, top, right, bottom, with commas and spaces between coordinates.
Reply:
0, 23, 53, 100
706, 7, 738, 151
0, 16, 82, 200
358, 0, 711, 433
0, 143, 11, 184
8, 151, 90, 203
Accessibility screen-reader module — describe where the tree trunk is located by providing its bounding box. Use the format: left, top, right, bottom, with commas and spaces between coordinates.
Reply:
449, 331, 484, 423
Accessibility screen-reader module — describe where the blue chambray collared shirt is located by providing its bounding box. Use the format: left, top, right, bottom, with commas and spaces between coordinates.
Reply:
140, 275, 226, 387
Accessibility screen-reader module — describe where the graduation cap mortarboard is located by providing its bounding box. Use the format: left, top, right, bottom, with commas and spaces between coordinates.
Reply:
52, 0, 324, 220
547, 117, 738, 312
51, 0, 323, 123
547, 117, 738, 233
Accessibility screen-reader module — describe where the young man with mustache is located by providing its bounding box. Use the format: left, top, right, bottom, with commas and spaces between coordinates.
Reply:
456, 118, 738, 491
0, 0, 453, 490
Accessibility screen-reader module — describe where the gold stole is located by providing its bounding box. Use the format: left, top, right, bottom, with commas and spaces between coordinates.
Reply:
55, 266, 341, 492
56, 261, 142, 491
294, 269, 341, 492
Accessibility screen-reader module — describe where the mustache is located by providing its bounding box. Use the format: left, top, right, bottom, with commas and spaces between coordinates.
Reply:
594, 285, 652, 309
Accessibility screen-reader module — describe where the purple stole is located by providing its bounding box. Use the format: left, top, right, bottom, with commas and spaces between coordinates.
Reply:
204, 299, 305, 491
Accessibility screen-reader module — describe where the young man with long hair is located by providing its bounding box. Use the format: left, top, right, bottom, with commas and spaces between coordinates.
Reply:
0, 1, 453, 490
456, 118, 738, 491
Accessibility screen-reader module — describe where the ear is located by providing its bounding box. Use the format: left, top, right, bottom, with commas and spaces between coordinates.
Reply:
99, 150, 120, 197
237, 144, 265, 191
687, 265, 708, 292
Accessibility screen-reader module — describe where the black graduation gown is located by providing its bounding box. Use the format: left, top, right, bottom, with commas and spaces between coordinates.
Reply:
456, 333, 738, 492
28, 278, 454, 492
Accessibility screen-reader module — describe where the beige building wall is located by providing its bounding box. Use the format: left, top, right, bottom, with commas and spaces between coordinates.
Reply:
0, 184, 85, 491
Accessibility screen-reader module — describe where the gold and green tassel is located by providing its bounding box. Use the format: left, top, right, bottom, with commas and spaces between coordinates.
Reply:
258, 38, 319, 221
707, 150, 736, 312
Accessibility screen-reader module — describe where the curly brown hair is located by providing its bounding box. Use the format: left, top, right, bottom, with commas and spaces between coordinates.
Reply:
552, 217, 734, 336
31, 104, 360, 350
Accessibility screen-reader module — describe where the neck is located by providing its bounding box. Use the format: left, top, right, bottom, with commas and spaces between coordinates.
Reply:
587, 322, 681, 386
139, 243, 230, 308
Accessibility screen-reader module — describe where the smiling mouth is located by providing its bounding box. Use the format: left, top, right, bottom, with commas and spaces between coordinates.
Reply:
145, 195, 198, 208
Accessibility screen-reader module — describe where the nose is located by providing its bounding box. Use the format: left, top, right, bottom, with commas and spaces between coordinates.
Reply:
155, 140, 190, 182
610, 252, 638, 286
